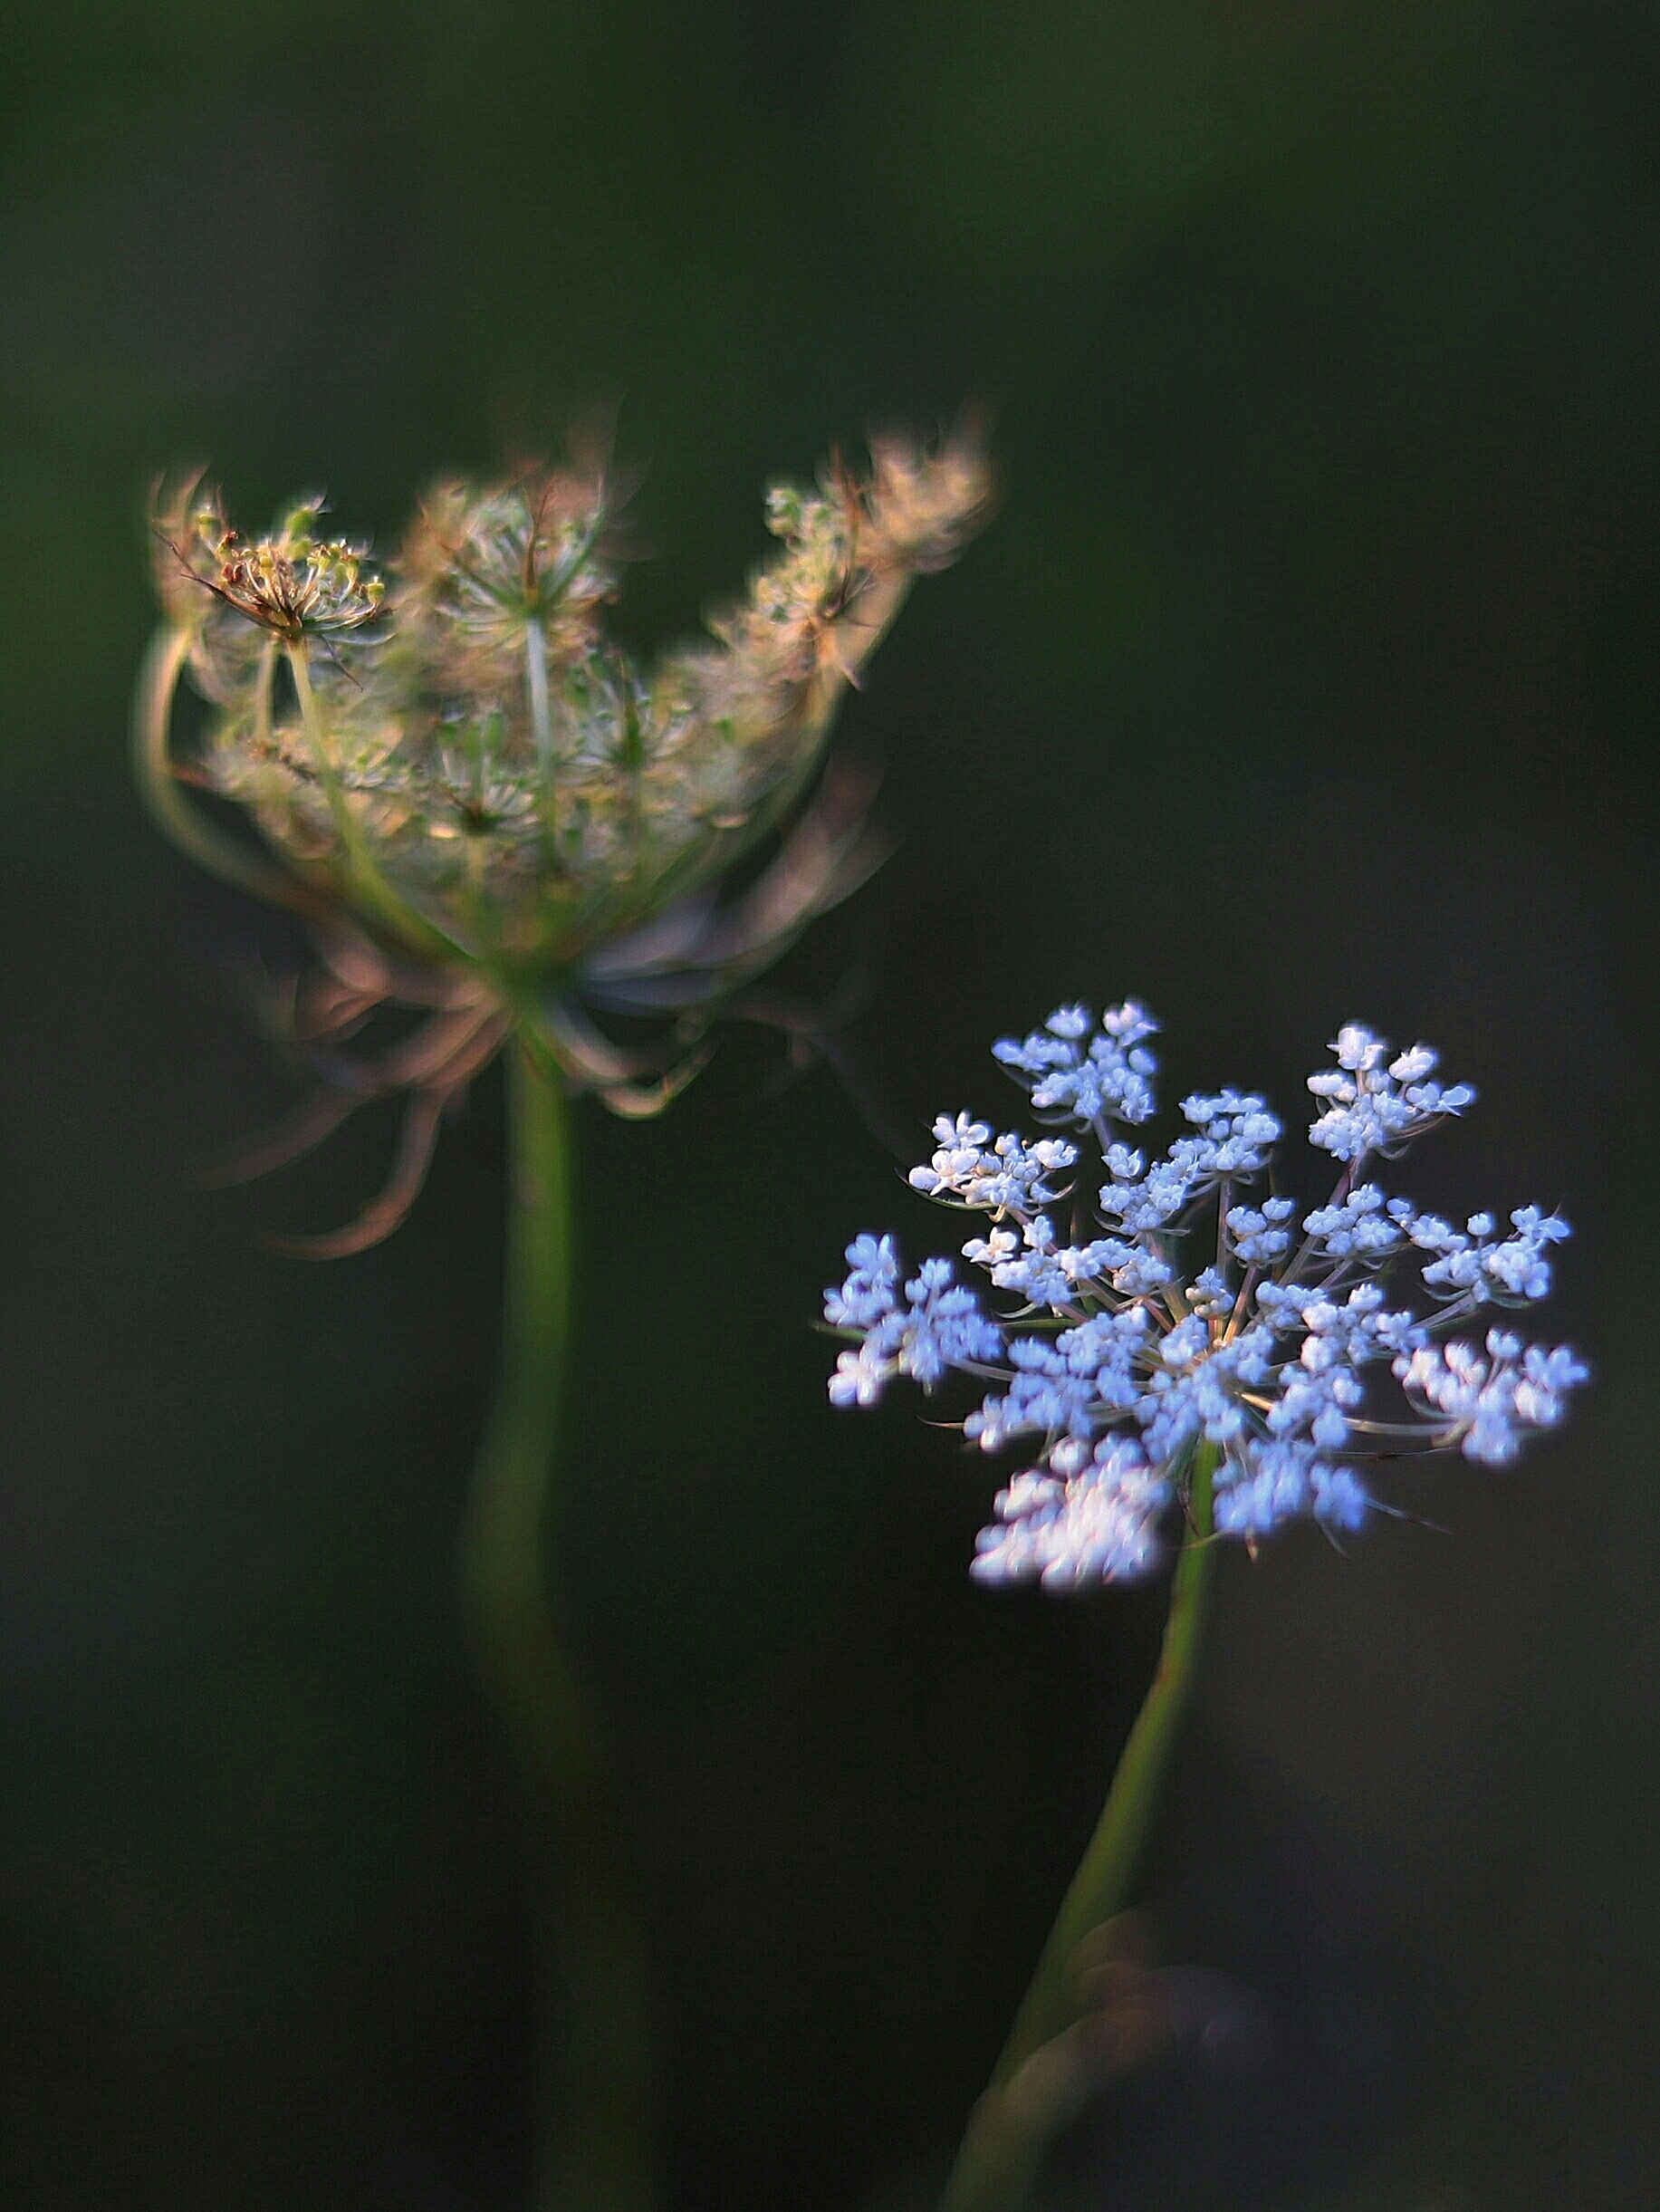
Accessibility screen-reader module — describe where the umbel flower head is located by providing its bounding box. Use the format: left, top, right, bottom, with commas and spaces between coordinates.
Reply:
825, 1005, 1588, 1586
137, 431, 991, 1249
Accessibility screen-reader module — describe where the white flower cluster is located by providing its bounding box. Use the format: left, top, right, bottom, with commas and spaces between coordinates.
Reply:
824, 1239, 1003, 1408
907, 1116, 1077, 1211
825, 1004, 1587, 1588
1306, 1026, 1475, 1161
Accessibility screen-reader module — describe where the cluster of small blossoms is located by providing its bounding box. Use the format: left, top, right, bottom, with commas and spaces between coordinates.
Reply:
152, 435, 992, 980
826, 1006, 1587, 1588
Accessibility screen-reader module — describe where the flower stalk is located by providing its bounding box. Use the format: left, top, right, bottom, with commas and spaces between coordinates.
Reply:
461, 1036, 656, 2212
131, 623, 307, 918
939, 1445, 1217, 2212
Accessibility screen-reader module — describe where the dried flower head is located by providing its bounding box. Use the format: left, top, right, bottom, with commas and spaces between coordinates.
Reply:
825, 1004, 1587, 1586
138, 430, 992, 1246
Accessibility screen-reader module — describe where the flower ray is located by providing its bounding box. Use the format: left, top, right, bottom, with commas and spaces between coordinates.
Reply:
265, 1089, 448, 1260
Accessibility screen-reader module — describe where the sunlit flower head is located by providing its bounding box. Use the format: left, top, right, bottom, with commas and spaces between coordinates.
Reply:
162, 491, 387, 644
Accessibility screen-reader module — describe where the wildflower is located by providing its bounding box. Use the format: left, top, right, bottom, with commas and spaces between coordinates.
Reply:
825, 1004, 1586, 1587
826, 1255, 1004, 1407
1305, 1025, 1474, 1162
164, 493, 387, 643
1395, 1334, 1588, 1463
139, 431, 992, 1247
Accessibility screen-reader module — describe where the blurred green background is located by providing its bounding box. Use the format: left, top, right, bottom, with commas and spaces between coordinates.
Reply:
3, 2, 1655, 2206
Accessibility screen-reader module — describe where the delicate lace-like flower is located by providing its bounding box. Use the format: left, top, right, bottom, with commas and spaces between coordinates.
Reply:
1394, 1332, 1588, 1463
907, 1119, 1078, 1210
139, 432, 991, 1248
992, 999, 1159, 1129
972, 1440, 1169, 1589
1306, 1025, 1475, 1162
165, 495, 388, 643
827, 1255, 1004, 1408
825, 1002, 1587, 1585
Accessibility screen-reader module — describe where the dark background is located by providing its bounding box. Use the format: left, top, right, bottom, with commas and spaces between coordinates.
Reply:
3, 3, 1656, 2207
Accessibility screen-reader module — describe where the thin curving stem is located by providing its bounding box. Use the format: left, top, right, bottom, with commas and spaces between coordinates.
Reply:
366, 1005, 502, 1092
940, 1446, 1220, 2212
131, 624, 325, 919
314, 923, 486, 1011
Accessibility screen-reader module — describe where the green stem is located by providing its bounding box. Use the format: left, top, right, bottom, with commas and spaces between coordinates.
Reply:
460, 1038, 657, 2212
285, 644, 435, 948
286, 645, 482, 967
525, 619, 554, 770
939, 1445, 1219, 2212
